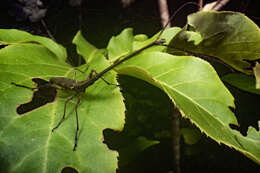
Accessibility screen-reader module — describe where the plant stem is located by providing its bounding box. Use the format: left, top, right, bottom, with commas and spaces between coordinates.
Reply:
171, 105, 181, 173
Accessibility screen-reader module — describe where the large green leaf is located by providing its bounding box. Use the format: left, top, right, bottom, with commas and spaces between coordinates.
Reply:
0, 30, 125, 173
107, 28, 260, 164
167, 11, 260, 74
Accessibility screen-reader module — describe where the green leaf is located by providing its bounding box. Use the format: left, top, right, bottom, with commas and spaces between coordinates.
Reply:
167, 11, 260, 74
107, 28, 134, 61
107, 29, 260, 164
72, 31, 98, 63
133, 34, 148, 41
0, 30, 125, 173
222, 73, 260, 95
117, 52, 260, 164
0, 29, 67, 62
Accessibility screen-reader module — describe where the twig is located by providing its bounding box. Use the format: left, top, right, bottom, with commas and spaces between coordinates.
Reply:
198, 0, 203, 11
212, 0, 230, 11
157, 0, 171, 28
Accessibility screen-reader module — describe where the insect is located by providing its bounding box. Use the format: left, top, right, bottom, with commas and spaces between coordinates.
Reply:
49, 39, 165, 151
11, 38, 165, 151
11, 2, 198, 151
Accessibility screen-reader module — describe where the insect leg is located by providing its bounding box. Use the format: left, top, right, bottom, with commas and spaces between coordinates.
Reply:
91, 70, 119, 86
52, 94, 75, 132
75, 66, 88, 74
73, 94, 82, 151
100, 76, 119, 86
73, 67, 85, 81
11, 82, 36, 90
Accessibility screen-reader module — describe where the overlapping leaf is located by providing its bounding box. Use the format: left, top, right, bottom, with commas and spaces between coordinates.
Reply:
167, 11, 260, 74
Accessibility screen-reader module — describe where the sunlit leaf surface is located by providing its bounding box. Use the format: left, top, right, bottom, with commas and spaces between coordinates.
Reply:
0, 30, 125, 173
109, 27, 260, 165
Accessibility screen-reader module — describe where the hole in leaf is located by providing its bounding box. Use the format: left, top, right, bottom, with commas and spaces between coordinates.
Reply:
228, 106, 235, 113
61, 167, 78, 173
103, 128, 121, 150
229, 124, 247, 136
15, 78, 57, 115
0, 44, 7, 49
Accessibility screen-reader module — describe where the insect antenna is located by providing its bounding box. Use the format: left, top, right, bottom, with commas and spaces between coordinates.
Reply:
11, 82, 36, 90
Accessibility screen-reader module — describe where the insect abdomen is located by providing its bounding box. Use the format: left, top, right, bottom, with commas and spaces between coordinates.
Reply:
50, 77, 76, 90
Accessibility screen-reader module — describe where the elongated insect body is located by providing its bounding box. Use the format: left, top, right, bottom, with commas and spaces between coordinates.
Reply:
50, 76, 94, 93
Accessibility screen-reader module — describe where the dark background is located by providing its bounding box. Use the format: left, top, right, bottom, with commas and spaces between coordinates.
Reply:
1, 0, 260, 173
